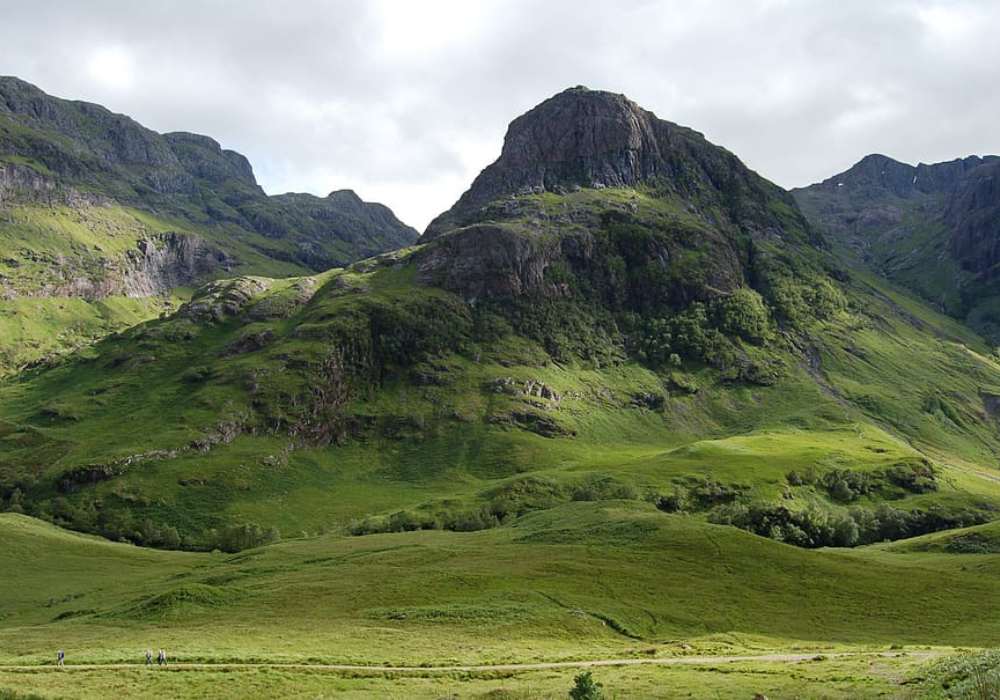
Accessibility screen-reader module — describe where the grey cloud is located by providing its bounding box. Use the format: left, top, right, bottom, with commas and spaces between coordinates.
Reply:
2, 0, 999, 229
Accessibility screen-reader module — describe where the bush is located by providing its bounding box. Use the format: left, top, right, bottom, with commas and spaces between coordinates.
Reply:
569, 671, 604, 700
711, 500, 990, 548
928, 650, 1000, 699
945, 534, 1000, 554
714, 287, 772, 343
212, 522, 281, 552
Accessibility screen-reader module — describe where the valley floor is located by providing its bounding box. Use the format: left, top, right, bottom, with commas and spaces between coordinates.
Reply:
0, 650, 951, 699
1, 511, 998, 698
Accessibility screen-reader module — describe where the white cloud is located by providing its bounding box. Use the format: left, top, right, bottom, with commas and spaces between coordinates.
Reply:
2, 0, 1000, 230
85, 46, 134, 90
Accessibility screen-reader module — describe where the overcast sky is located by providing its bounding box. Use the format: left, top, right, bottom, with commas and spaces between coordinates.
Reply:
2, 0, 999, 230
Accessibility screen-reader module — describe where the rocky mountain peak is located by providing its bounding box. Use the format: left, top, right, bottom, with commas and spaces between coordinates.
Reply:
803, 153, 998, 200
163, 132, 260, 191
424, 87, 720, 238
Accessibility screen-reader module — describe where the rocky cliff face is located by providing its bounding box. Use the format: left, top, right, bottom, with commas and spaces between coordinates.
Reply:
414, 87, 821, 314
424, 86, 813, 244
793, 153, 1000, 338
0, 229, 231, 301
946, 159, 1000, 280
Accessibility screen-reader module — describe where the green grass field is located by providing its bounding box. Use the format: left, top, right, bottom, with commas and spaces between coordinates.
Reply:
0, 508, 998, 697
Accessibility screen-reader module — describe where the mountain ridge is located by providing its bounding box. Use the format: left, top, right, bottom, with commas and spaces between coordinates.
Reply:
793, 151, 1000, 338
0, 76, 417, 372
424, 86, 816, 248
2, 87, 999, 565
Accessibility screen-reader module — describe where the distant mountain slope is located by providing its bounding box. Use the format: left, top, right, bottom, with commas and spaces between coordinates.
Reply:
793, 153, 1000, 339
3, 87, 1000, 559
0, 76, 417, 372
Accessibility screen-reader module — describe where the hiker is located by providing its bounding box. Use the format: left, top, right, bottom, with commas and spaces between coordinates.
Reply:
157, 648, 166, 666
56, 649, 64, 666
145, 649, 153, 665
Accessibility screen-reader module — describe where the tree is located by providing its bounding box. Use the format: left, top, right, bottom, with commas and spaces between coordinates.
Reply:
569, 671, 604, 700
5, 488, 24, 514
161, 526, 182, 549
715, 287, 772, 343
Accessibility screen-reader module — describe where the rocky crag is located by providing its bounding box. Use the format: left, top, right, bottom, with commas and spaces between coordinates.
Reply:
794, 153, 1000, 338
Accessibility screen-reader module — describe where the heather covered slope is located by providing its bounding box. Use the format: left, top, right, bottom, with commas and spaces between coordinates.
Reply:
0, 76, 417, 372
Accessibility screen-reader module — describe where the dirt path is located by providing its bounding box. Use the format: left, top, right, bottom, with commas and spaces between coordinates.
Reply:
0, 650, 941, 674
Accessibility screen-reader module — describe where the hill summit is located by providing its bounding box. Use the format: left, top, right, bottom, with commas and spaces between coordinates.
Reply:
425, 86, 812, 243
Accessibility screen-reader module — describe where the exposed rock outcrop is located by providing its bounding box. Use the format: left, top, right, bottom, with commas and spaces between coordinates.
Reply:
1, 231, 232, 301
423, 86, 811, 243
946, 159, 1000, 281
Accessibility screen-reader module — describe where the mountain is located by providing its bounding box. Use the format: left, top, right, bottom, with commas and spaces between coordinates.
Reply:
2, 85, 999, 556
0, 76, 417, 372
793, 152, 1000, 339
4, 85, 1000, 694
425, 86, 819, 246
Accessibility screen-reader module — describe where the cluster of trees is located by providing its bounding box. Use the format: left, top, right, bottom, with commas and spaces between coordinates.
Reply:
765, 270, 846, 327
350, 475, 644, 537
1, 488, 282, 552
653, 477, 749, 513
787, 462, 938, 503
709, 502, 989, 548
204, 523, 281, 553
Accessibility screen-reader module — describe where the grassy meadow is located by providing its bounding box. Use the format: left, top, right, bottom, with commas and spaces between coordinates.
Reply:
1, 508, 999, 698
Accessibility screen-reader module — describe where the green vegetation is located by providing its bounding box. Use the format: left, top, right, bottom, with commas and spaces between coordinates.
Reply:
0, 509, 996, 697
570, 671, 604, 700
0, 77, 417, 373
3, 186, 1000, 556
4, 84, 1000, 699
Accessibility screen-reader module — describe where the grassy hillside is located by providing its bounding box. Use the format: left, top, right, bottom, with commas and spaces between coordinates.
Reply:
0, 76, 417, 374
2, 187, 1000, 555
0, 201, 309, 373
0, 509, 997, 697
4, 86, 1000, 698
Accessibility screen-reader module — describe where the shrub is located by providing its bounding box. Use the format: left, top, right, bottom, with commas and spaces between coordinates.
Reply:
714, 287, 772, 343
212, 522, 281, 552
945, 534, 1000, 554
569, 671, 605, 700
712, 500, 990, 548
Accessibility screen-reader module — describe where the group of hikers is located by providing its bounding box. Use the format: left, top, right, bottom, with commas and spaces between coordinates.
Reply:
55, 649, 168, 666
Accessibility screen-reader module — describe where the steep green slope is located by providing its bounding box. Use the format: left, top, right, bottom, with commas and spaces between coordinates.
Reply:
0, 76, 417, 373
3, 85, 1000, 553
0, 87, 998, 550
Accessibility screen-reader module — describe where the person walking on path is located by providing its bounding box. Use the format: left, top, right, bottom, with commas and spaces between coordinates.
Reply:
145, 649, 153, 666
56, 650, 64, 666
157, 649, 166, 666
